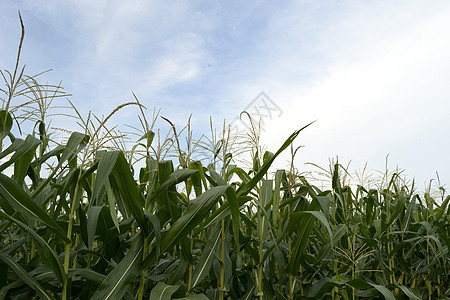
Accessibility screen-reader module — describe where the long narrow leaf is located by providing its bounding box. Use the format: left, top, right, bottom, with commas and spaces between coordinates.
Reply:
191, 223, 221, 288
91, 234, 144, 300
143, 186, 232, 269
0, 173, 70, 243
0, 253, 53, 300
0, 211, 65, 284
92, 150, 119, 201
149, 282, 180, 300
151, 168, 197, 201
236, 122, 313, 197
111, 151, 148, 235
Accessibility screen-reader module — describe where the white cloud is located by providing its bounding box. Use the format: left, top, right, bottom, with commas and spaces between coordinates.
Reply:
217, 0, 450, 187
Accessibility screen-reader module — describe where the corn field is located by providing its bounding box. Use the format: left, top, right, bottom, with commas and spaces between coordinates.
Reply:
0, 17, 449, 300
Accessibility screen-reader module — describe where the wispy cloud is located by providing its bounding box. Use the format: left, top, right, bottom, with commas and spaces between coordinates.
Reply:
248, 1, 450, 186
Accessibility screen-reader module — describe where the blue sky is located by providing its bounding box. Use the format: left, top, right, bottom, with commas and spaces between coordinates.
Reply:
2, 0, 450, 190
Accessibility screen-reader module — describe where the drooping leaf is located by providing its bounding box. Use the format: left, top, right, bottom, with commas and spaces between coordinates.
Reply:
91, 233, 144, 300
191, 223, 221, 288
175, 294, 210, 300
92, 150, 120, 201
0, 135, 41, 172
236, 122, 313, 197
0, 211, 65, 284
151, 168, 197, 201
143, 186, 232, 269
149, 282, 180, 300
87, 206, 104, 248
31, 131, 89, 198
307, 277, 338, 299
0, 253, 53, 300
68, 268, 106, 285
397, 285, 421, 300
0, 173, 70, 244
288, 194, 321, 275
110, 151, 148, 235
0, 110, 13, 137
273, 169, 284, 228
347, 279, 395, 300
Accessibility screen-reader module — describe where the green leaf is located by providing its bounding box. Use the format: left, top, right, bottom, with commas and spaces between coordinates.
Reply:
0, 253, 53, 300
367, 283, 395, 300
260, 179, 273, 240
59, 131, 90, 163
289, 211, 333, 245
143, 157, 159, 208
92, 150, 120, 201
207, 168, 227, 186
191, 223, 221, 288
161, 186, 230, 251
225, 166, 251, 185
91, 233, 144, 300
0, 173, 70, 244
0, 138, 22, 162
200, 196, 252, 232
0, 211, 65, 284
144, 210, 161, 258
397, 285, 421, 300
273, 170, 284, 228
317, 193, 332, 219
156, 160, 182, 224
187, 161, 203, 197
13, 139, 38, 186
111, 151, 148, 235
314, 224, 347, 265
87, 206, 104, 248
175, 294, 209, 300
347, 279, 395, 300
168, 258, 187, 285
68, 268, 106, 285
0, 135, 41, 172
401, 196, 416, 231
151, 168, 197, 201
226, 186, 240, 249
388, 195, 407, 226
105, 179, 120, 231
307, 277, 338, 298
198, 126, 313, 260
150, 282, 180, 300
236, 122, 313, 197
144, 186, 232, 269
288, 193, 321, 275
31, 132, 89, 198
0, 110, 13, 136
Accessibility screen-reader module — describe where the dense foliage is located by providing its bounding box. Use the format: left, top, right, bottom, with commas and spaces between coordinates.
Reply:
0, 16, 449, 299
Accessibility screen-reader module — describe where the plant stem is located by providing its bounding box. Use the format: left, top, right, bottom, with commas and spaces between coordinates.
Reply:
219, 219, 225, 300
62, 170, 83, 300
137, 237, 148, 300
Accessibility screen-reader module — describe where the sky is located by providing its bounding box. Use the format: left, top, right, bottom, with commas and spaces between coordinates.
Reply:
1, 0, 450, 192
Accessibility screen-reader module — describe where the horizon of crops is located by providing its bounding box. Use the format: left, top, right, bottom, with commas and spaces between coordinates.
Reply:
0, 15, 449, 300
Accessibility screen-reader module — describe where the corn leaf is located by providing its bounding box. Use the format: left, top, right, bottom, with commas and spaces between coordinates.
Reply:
0, 253, 53, 300
90, 233, 144, 300
111, 151, 148, 235
0, 173, 70, 244
149, 282, 180, 300
236, 121, 313, 197
191, 223, 221, 288
0, 211, 65, 284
